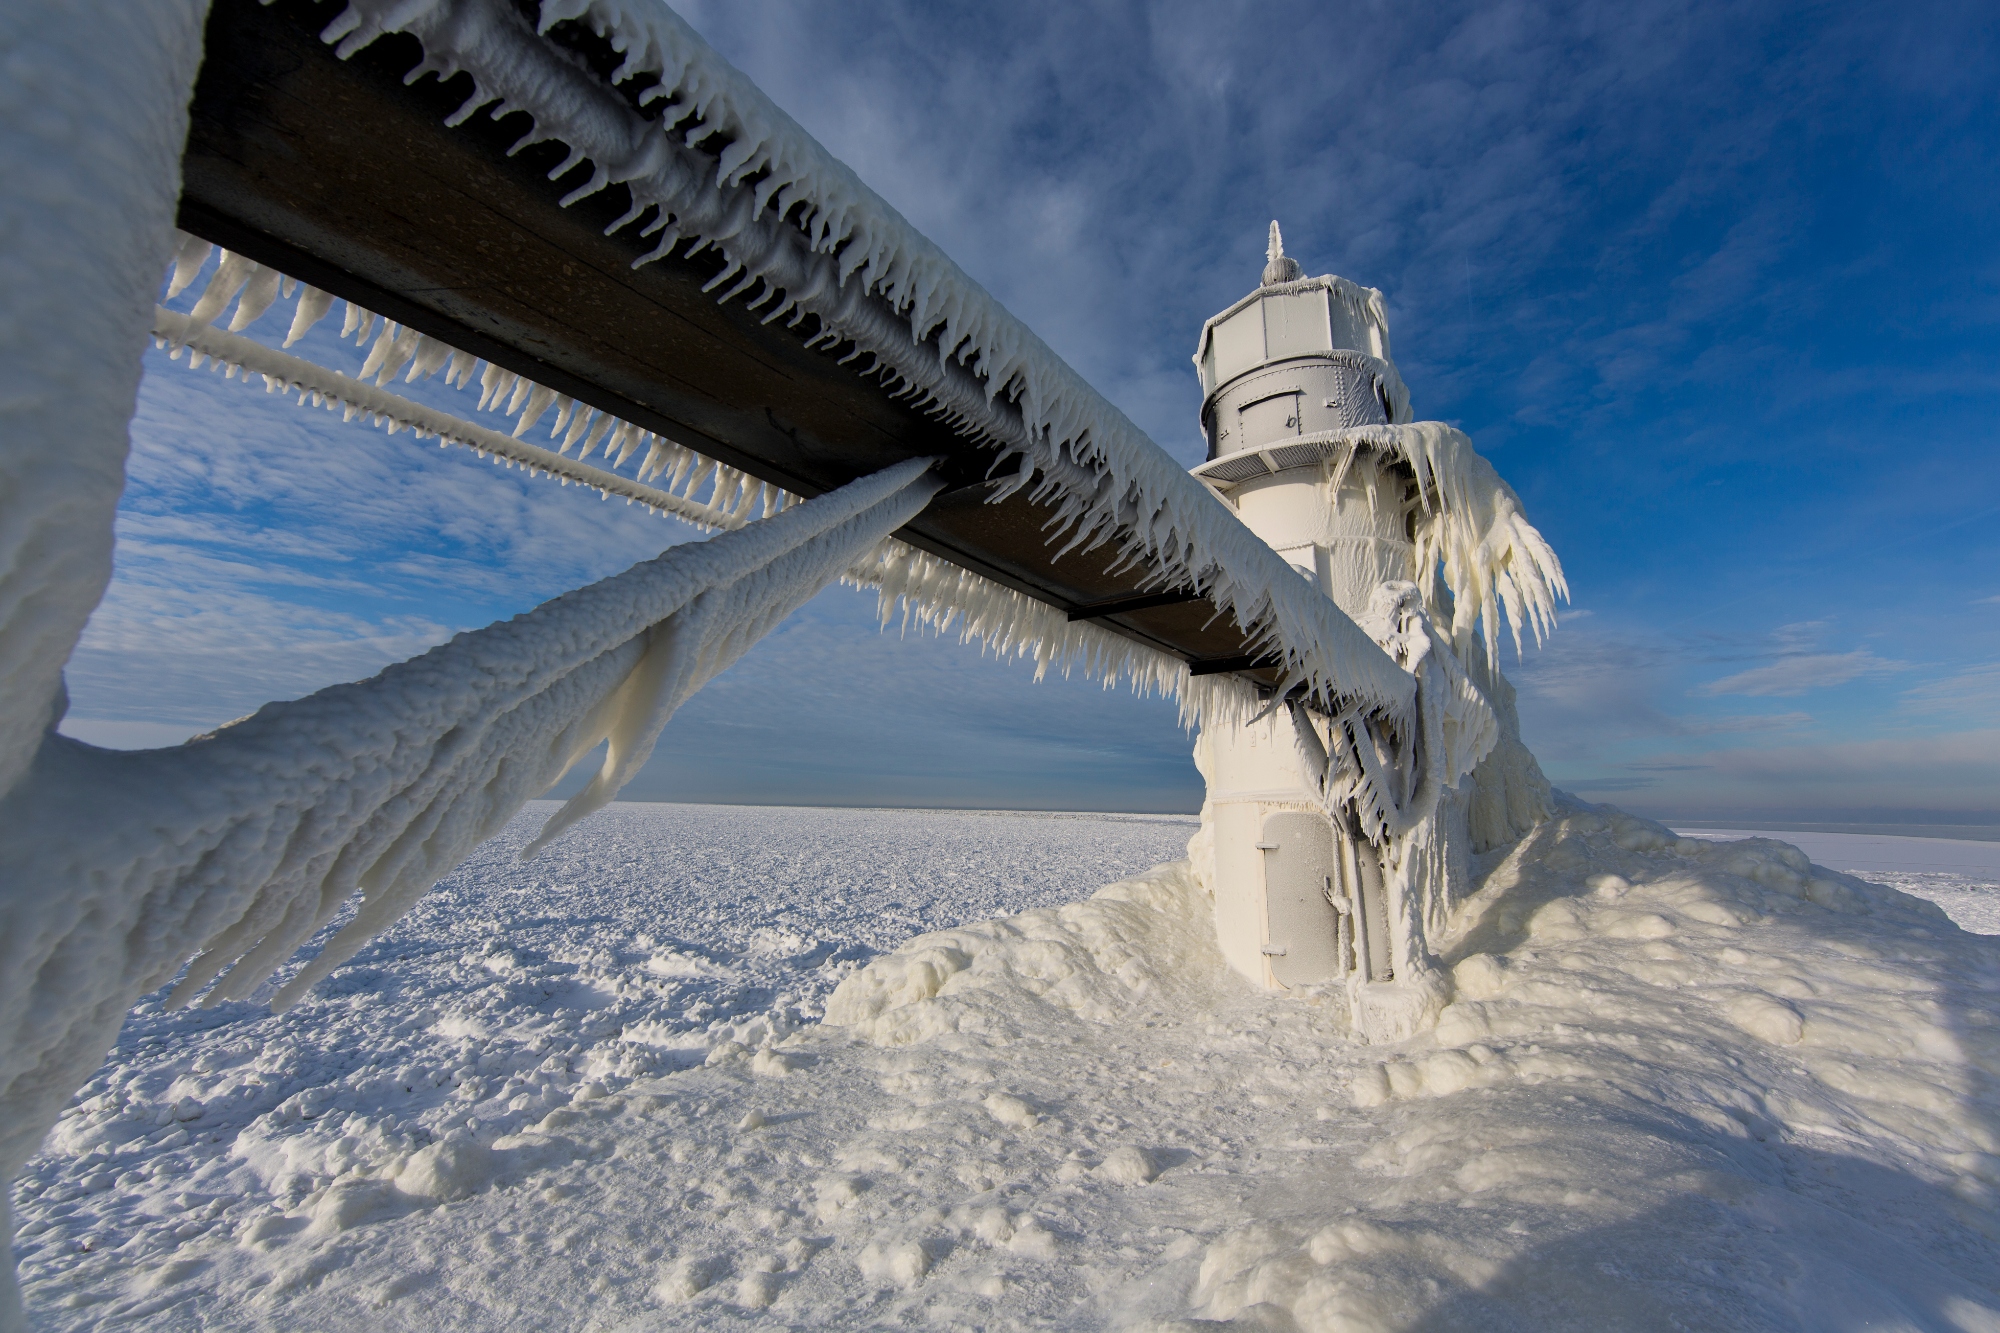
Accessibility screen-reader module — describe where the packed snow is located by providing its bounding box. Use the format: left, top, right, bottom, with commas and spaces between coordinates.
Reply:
15, 800, 2000, 1330
1676, 828, 2000, 938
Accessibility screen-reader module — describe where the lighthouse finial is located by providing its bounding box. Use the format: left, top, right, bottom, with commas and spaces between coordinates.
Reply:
1261, 220, 1304, 286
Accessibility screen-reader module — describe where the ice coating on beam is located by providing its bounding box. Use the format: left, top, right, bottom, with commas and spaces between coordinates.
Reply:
162, 238, 791, 520
0, 3, 208, 809
150, 256, 1226, 717
310, 0, 1446, 727
0, 6, 210, 1314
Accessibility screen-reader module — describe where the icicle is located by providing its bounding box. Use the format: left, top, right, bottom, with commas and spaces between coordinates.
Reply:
284, 287, 335, 347
446, 349, 480, 387
563, 407, 596, 454
513, 383, 558, 437
186, 251, 257, 326
579, 413, 614, 461
358, 321, 401, 381
406, 334, 454, 382
374, 325, 422, 384
615, 428, 649, 468
477, 362, 514, 412
166, 232, 212, 299
683, 456, 716, 502
638, 437, 672, 481
602, 420, 631, 464
666, 448, 697, 495
550, 394, 576, 438
228, 265, 284, 331
505, 376, 536, 416
729, 474, 762, 519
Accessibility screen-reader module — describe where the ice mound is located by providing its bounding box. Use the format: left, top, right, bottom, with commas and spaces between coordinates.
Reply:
824, 860, 1239, 1045
1152, 801, 2000, 1332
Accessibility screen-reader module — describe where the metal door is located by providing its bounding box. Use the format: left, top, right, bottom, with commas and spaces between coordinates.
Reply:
1237, 391, 1301, 452
1258, 811, 1345, 987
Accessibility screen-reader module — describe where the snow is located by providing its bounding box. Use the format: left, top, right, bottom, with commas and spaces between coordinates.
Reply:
1675, 828, 2000, 937
16, 800, 2000, 1329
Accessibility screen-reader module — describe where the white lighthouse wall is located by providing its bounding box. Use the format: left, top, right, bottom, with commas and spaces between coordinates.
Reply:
1227, 455, 1414, 620
1190, 711, 1329, 987
1194, 450, 1504, 1025
1192, 454, 1431, 993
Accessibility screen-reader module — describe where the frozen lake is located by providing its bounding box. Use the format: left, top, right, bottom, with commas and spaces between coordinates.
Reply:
12, 804, 1199, 1325
15, 803, 2000, 1329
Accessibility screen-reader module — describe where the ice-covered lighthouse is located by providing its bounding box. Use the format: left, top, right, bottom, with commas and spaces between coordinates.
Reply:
1184, 224, 1558, 1023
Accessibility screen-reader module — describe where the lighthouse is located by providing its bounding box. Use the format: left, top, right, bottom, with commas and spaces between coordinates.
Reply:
1185, 223, 1496, 1011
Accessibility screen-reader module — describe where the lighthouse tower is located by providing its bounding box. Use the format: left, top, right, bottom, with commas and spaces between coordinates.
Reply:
1186, 224, 1429, 999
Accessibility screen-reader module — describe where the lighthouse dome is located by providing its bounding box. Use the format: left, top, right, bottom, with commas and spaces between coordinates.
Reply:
1191, 223, 1411, 463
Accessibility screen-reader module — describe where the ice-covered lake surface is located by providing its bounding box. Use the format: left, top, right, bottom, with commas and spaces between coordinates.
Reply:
1673, 827, 2000, 935
15, 803, 2000, 1330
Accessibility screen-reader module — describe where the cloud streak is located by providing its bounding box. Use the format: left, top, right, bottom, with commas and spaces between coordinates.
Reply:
1693, 650, 1909, 698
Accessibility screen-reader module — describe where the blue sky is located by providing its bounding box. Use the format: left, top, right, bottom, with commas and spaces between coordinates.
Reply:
63, 0, 1999, 823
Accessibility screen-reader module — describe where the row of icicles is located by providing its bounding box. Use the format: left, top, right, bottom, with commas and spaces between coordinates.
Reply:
163, 231, 798, 525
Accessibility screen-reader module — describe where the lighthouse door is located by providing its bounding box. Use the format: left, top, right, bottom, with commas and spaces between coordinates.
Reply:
1237, 388, 1302, 449
1258, 812, 1345, 987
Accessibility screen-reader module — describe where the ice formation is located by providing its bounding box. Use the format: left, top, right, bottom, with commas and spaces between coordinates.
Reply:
1176, 230, 1568, 1031
0, 0, 1573, 1321
151, 301, 759, 530
144, 243, 1225, 715
0, 1, 208, 804
295, 0, 1561, 723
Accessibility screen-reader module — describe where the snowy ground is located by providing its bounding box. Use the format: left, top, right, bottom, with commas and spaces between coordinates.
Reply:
13, 802, 2000, 1330
1674, 828, 2000, 936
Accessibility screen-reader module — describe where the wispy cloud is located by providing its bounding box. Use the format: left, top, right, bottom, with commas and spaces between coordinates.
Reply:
1692, 649, 1908, 698
1900, 664, 2000, 725
1509, 618, 1815, 757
